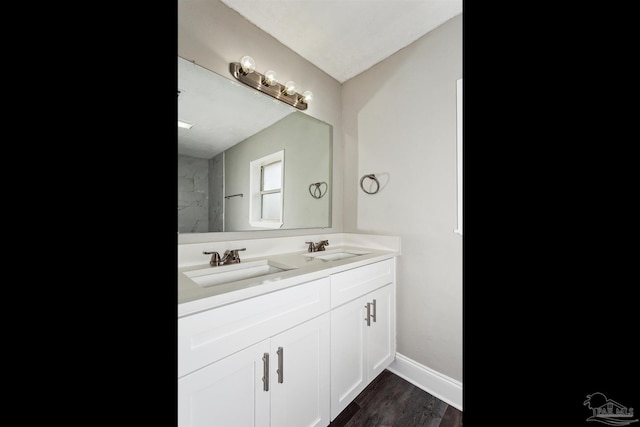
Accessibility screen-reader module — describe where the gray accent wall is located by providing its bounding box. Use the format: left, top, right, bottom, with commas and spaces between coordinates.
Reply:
342, 14, 462, 382
224, 112, 332, 231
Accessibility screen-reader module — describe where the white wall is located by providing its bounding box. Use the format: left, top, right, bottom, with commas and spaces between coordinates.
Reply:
179, 0, 462, 383
178, 0, 343, 243
342, 14, 462, 381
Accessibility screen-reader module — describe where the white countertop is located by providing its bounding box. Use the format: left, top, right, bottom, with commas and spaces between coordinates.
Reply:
178, 245, 400, 318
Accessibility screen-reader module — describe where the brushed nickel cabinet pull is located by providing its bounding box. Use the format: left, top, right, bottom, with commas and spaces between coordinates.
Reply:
277, 347, 284, 383
365, 303, 371, 326
371, 299, 377, 323
262, 353, 269, 391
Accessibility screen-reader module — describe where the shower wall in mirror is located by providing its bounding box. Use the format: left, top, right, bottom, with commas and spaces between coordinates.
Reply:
178, 57, 332, 233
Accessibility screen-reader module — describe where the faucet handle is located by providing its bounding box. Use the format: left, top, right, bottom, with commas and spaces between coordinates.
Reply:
305, 241, 316, 252
203, 251, 221, 266
226, 248, 246, 263
316, 240, 329, 251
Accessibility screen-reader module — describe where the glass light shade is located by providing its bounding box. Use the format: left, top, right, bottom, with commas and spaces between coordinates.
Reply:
302, 90, 313, 103
264, 70, 277, 86
284, 81, 296, 95
240, 55, 256, 74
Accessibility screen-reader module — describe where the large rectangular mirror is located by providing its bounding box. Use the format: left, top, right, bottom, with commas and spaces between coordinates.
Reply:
178, 57, 332, 233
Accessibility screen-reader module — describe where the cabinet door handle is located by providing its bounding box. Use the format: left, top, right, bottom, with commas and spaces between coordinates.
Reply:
262, 352, 269, 391
365, 302, 371, 326
371, 299, 377, 323
276, 347, 284, 383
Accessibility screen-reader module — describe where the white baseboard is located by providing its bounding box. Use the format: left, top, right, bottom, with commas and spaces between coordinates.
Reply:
387, 353, 463, 411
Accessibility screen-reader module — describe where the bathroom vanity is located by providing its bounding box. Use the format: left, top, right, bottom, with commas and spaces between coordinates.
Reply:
177, 233, 400, 427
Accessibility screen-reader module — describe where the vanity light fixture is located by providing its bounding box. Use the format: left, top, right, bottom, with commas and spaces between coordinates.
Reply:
263, 70, 277, 86
239, 55, 256, 74
283, 80, 296, 95
230, 55, 313, 111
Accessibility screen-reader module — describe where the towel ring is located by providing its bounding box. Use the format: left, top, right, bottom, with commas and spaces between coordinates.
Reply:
309, 182, 328, 199
360, 174, 380, 194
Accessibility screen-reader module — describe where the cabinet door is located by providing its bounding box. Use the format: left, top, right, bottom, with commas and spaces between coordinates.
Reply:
270, 313, 330, 427
365, 284, 395, 381
330, 295, 367, 420
178, 340, 270, 427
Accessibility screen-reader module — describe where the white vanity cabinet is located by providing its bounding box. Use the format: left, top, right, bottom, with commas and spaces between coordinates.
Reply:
329, 259, 396, 420
178, 277, 331, 427
178, 254, 397, 427
178, 313, 330, 427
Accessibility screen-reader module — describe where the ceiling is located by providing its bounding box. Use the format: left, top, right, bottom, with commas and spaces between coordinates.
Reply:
220, 0, 462, 83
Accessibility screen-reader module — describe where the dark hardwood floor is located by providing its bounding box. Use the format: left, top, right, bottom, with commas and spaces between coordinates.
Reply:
329, 370, 462, 427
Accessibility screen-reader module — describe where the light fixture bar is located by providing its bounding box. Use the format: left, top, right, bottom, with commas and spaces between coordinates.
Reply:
229, 62, 309, 111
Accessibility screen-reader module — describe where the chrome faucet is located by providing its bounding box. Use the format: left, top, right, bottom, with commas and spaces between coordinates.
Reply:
305, 240, 329, 252
203, 248, 246, 266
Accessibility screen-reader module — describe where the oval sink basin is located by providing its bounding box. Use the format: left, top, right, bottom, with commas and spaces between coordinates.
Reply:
184, 260, 294, 288
303, 249, 370, 261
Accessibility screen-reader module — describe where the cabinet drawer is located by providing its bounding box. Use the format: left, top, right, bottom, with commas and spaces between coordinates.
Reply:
178, 277, 330, 378
330, 259, 394, 308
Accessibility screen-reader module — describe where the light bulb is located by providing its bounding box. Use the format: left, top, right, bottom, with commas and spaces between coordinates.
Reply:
264, 70, 277, 86
301, 90, 313, 103
240, 55, 255, 74
284, 81, 296, 95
